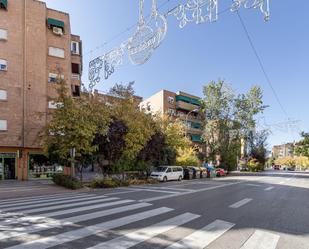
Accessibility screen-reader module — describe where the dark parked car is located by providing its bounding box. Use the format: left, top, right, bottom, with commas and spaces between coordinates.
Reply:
183, 167, 194, 180
273, 165, 280, 170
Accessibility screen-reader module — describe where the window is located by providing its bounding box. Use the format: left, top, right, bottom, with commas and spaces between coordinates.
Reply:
71, 41, 80, 55
0, 120, 7, 131
71, 85, 80, 97
167, 108, 176, 116
71, 63, 80, 74
47, 18, 64, 32
0, 29, 7, 40
0, 0, 7, 10
168, 96, 174, 104
0, 59, 7, 71
0, 90, 7, 100
48, 47, 65, 58
48, 73, 64, 83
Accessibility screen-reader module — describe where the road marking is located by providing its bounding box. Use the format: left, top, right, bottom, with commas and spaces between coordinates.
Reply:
0, 194, 96, 209
0, 202, 152, 241
6, 207, 173, 249
0, 199, 135, 227
139, 181, 244, 202
1, 196, 115, 213
0, 188, 52, 193
88, 212, 200, 249
286, 178, 292, 181
245, 183, 262, 187
279, 181, 285, 184
137, 186, 194, 192
166, 219, 235, 249
229, 198, 252, 209
105, 189, 145, 196
0, 193, 86, 204
129, 187, 181, 194
264, 186, 274, 191
240, 230, 280, 249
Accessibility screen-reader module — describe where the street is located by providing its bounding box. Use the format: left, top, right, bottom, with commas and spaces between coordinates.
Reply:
0, 171, 309, 249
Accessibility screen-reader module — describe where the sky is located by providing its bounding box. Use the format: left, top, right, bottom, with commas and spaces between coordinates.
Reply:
43, 0, 309, 148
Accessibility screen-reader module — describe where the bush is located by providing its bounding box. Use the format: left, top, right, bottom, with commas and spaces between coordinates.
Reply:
127, 178, 159, 185
89, 177, 129, 188
247, 159, 264, 172
52, 174, 83, 190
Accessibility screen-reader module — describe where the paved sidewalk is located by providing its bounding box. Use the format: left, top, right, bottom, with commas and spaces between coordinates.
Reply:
0, 180, 81, 200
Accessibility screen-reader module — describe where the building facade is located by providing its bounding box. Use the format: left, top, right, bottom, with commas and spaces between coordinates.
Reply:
140, 89, 205, 153
272, 143, 295, 159
0, 0, 82, 180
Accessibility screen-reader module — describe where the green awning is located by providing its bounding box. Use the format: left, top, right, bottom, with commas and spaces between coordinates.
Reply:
0, 0, 7, 9
47, 18, 64, 30
176, 95, 201, 106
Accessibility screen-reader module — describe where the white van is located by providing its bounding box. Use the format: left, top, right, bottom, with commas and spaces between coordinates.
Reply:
150, 166, 183, 182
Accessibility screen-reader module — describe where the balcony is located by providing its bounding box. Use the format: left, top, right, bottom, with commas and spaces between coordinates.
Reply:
176, 101, 199, 112
191, 134, 202, 143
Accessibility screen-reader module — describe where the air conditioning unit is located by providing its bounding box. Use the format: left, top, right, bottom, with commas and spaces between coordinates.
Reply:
52, 27, 63, 36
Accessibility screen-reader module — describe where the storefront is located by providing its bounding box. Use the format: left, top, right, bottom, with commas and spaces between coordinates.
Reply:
28, 153, 64, 180
0, 153, 17, 180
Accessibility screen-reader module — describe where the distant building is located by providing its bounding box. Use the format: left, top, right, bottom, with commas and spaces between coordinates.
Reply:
0, 0, 82, 180
139, 89, 205, 153
272, 143, 295, 158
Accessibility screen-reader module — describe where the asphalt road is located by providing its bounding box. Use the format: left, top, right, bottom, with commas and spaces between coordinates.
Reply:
0, 170, 309, 249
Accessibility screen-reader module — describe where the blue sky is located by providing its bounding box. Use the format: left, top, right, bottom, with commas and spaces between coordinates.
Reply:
44, 0, 309, 147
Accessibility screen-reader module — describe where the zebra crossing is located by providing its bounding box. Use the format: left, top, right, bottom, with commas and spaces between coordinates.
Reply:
0, 192, 281, 249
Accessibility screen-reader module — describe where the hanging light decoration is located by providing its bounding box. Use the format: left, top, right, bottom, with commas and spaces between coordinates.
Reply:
230, 0, 270, 21
127, 0, 156, 65
88, 0, 271, 89
147, 0, 168, 49
171, 0, 218, 28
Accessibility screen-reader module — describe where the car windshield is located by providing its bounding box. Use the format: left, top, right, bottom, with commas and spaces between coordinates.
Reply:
156, 167, 167, 172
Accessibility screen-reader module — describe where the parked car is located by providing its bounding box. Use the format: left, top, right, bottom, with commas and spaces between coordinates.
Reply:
288, 166, 296, 171
273, 165, 280, 170
150, 166, 183, 182
215, 168, 226, 177
183, 167, 194, 180
187, 166, 201, 179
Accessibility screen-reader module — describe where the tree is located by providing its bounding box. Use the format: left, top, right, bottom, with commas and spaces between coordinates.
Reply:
176, 147, 199, 167
155, 114, 192, 152
93, 119, 128, 176
107, 83, 156, 176
247, 130, 269, 167
201, 80, 267, 170
295, 132, 309, 158
42, 80, 110, 180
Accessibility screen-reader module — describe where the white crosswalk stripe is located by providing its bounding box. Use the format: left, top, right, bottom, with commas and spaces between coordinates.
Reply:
6, 207, 173, 249
10, 197, 119, 214
0, 192, 89, 205
0, 202, 152, 241
0, 195, 106, 212
166, 219, 235, 249
229, 198, 252, 209
0, 194, 283, 249
240, 230, 280, 249
0, 193, 95, 209
87, 212, 200, 249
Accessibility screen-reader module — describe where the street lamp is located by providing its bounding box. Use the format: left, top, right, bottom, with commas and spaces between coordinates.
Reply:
185, 108, 200, 137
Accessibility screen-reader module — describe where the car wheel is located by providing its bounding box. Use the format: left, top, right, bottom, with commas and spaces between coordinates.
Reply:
163, 176, 167, 182
178, 176, 182, 181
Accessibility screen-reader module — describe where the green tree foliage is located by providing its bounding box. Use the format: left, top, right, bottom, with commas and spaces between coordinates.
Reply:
176, 147, 199, 167
42, 81, 110, 164
201, 80, 267, 170
247, 130, 269, 166
295, 132, 309, 158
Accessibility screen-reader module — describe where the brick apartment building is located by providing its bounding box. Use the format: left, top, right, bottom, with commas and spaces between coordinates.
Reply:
139, 90, 206, 153
0, 0, 82, 180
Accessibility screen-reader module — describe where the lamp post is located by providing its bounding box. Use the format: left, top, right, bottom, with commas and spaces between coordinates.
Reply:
185, 108, 199, 137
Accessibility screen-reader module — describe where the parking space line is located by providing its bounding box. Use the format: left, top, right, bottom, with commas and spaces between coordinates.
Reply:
229, 198, 252, 209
